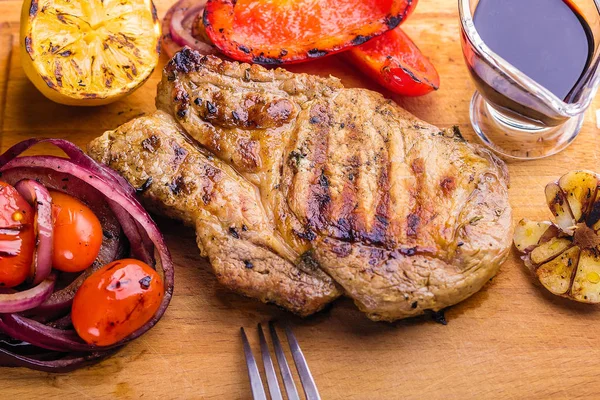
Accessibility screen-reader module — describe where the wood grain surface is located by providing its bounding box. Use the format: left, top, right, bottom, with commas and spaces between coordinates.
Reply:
1, 0, 600, 398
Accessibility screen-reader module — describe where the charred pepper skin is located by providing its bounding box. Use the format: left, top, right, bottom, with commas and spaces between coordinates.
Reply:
203, 0, 414, 64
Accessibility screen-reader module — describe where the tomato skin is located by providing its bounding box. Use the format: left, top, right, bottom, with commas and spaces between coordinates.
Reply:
50, 191, 102, 273
0, 181, 35, 288
71, 259, 164, 346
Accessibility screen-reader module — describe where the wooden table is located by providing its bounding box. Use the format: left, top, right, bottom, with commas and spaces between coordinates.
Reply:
1, 0, 600, 398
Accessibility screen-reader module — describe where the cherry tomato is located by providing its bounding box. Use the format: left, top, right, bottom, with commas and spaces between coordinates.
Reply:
71, 259, 165, 346
50, 191, 102, 272
0, 181, 35, 288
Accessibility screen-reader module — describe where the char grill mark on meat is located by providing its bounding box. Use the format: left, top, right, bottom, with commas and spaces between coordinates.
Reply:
89, 50, 512, 321
89, 111, 342, 316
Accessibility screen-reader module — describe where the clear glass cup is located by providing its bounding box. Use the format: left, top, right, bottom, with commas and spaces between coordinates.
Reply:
459, 0, 600, 159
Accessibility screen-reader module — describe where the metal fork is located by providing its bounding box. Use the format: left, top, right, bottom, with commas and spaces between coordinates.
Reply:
240, 322, 321, 400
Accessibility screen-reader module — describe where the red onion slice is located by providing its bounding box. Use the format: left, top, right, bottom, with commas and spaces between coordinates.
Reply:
0, 274, 55, 313
0, 139, 174, 372
31, 265, 99, 320
1, 167, 126, 321
2, 155, 174, 341
163, 0, 215, 57
0, 139, 134, 195
14, 180, 53, 285
108, 202, 155, 265
0, 345, 115, 373
0, 313, 89, 352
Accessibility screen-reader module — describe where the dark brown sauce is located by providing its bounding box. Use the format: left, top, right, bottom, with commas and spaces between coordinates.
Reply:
474, 0, 593, 101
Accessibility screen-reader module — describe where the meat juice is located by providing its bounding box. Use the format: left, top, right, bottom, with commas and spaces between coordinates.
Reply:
473, 0, 593, 101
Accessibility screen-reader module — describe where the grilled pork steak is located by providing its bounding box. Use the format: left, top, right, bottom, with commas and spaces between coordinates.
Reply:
88, 49, 512, 321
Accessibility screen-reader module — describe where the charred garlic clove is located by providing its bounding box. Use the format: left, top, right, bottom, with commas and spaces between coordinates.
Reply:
558, 171, 598, 222
545, 182, 576, 235
515, 170, 600, 303
587, 189, 600, 232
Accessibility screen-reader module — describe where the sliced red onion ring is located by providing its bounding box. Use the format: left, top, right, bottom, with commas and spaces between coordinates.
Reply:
0, 344, 115, 373
0, 274, 55, 313
108, 202, 155, 265
0, 313, 89, 352
2, 156, 174, 343
1, 167, 126, 321
14, 180, 53, 286
163, 0, 215, 58
30, 264, 99, 320
0, 138, 134, 195
0, 139, 174, 372
47, 313, 73, 330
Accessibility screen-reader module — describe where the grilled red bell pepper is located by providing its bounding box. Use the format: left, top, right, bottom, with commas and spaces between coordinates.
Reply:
203, 0, 415, 64
347, 25, 440, 96
404, 0, 419, 20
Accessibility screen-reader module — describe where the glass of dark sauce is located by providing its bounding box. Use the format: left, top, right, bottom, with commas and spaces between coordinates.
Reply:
460, 0, 600, 159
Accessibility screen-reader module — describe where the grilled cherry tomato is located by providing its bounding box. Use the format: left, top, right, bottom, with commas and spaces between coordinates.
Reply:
0, 181, 35, 288
347, 26, 440, 97
50, 191, 102, 272
72, 259, 165, 346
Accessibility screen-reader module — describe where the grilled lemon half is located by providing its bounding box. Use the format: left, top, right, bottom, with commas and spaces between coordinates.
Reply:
20, 0, 160, 106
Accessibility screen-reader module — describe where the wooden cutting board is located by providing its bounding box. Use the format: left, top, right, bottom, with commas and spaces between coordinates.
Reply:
1, 0, 600, 398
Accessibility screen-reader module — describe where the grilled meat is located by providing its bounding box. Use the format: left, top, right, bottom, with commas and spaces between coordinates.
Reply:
89, 111, 342, 316
88, 49, 512, 321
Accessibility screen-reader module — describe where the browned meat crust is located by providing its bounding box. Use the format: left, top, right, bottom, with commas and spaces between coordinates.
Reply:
89, 49, 512, 321
88, 112, 342, 316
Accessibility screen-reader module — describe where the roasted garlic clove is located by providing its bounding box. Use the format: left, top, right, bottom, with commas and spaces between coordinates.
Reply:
537, 246, 580, 296
587, 189, 600, 232
513, 219, 557, 252
558, 171, 598, 222
571, 248, 600, 303
515, 170, 600, 304
530, 237, 572, 265
546, 182, 576, 235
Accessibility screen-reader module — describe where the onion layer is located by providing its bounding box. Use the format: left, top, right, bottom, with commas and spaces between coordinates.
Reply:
0, 274, 55, 313
0, 139, 174, 372
0, 167, 127, 321
163, 0, 215, 58
14, 179, 54, 285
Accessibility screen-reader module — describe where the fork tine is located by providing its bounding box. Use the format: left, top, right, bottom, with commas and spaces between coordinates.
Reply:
240, 328, 268, 400
269, 321, 300, 400
284, 324, 321, 400
258, 324, 283, 400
